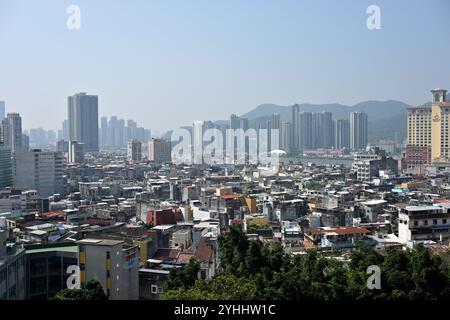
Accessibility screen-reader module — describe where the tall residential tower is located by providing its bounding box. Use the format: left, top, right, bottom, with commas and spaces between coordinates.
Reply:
68, 93, 99, 152
349, 112, 368, 150
1, 113, 23, 153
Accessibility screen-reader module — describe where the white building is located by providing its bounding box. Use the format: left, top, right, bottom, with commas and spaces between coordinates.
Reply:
171, 229, 192, 250
398, 206, 450, 243
352, 147, 398, 182
13, 149, 64, 197
68, 140, 85, 164
359, 199, 388, 223
281, 221, 302, 242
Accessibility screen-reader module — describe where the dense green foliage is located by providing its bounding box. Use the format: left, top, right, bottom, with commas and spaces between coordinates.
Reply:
165, 259, 201, 291
162, 225, 450, 300
53, 280, 108, 300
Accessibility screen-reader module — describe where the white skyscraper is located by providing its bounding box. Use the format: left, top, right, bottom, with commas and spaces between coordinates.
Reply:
68, 93, 99, 152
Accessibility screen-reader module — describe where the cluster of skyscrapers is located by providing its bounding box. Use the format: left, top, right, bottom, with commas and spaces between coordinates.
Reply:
230, 109, 367, 154
100, 116, 151, 149
59, 93, 152, 153
0, 104, 63, 196
289, 106, 368, 153
27, 128, 58, 149
181, 108, 368, 164
0, 93, 157, 196
225, 108, 368, 154
0, 92, 371, 196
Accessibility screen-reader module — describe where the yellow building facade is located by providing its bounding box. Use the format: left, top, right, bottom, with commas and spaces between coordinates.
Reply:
431, 89, 449, 161
407, 88, 449, 162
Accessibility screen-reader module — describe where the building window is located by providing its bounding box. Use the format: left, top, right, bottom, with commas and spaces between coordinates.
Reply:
423, 220, 428, 226
433, 219, 438, 225
414, 221, 418, 227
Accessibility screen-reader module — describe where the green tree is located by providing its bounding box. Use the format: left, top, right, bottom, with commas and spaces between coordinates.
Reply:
218, 225, 249, 275
408, 244, 449, 299
165, 259, 200, 291
381, 248, 413, 299
53, 280, 107, 300
162, 274, 259, 300
162, 224, 450, 301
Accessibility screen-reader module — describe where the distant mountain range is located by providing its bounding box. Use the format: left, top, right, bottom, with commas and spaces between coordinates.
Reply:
163, 100, 429, 142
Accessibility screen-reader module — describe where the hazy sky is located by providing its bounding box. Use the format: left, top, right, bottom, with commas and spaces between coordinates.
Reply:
0, 0, 449, 132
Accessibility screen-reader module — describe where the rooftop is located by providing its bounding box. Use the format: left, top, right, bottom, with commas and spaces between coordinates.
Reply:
361, 199, 388, 206
404, 206, 441, 212
77, 239, 124, 246
26, 244, 78, 254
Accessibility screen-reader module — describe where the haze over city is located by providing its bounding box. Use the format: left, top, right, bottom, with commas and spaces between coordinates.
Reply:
3, 0, 450, 311
0, 0, 449, 132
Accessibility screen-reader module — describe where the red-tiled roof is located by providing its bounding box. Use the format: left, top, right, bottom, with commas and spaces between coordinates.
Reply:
221, 195, 241, 199
153, 248, 181, 262
177, 252, 194, 264
193, 238, 213, 263
309, 227, 370, 235
425, 245, 450, 254
324, 227, 370, 235
434, 198, 450, 204
43, 212, 65, 218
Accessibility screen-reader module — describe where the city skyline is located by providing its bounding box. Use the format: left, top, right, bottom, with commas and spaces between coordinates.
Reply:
0, 0, 449, 131
3, 0, 450, 307
0, 94, 434, 142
